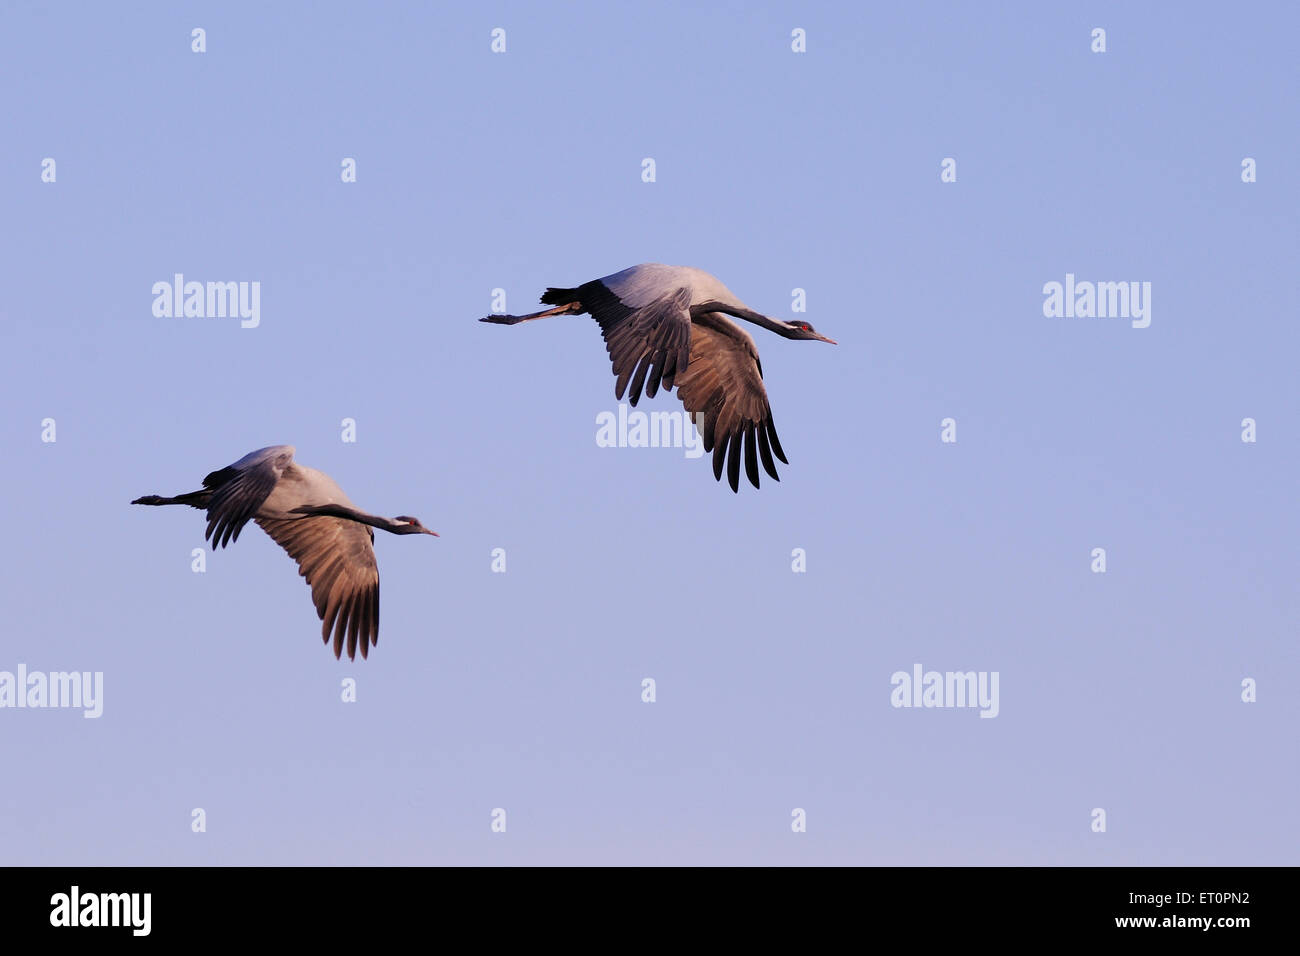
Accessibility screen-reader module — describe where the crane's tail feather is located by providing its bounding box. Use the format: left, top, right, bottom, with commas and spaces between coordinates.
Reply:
131, 490, 210, 509
540, 287, 580, 306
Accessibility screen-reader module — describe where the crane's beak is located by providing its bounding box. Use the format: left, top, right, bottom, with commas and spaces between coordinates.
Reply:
424, 528, 440, 536
814, 332, 837, 345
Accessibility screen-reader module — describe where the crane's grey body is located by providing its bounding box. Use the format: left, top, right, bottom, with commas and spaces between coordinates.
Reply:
599, 263, 739, 310
217, 446, 355, 522
481, 263, 836, 491
132, 445, 437, 660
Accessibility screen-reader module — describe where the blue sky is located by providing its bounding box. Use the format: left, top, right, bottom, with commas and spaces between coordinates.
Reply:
2, 1, 1296, 864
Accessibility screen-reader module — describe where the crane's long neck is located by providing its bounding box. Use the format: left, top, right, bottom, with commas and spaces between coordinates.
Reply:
291, 503, 403, 532
694, 301, 796, 338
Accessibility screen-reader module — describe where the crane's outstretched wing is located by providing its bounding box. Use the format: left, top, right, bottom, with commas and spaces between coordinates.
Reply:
542, 281, 693, 404
674, 316, 787, 492
202, 445, 295, 548
254, 515, 380, 661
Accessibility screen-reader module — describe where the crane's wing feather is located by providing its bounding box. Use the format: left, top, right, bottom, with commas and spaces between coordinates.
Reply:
203, 445, 295, 549
545, 280, 693, 404
674, 317, 787, 492
254, 515, 380, 661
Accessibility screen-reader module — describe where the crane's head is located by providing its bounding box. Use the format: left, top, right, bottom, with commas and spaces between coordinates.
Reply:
393, 516, 439, 536
785, 319, 837, 344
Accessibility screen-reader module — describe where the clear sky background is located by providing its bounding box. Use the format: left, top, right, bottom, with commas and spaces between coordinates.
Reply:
2, 1, 1295, 865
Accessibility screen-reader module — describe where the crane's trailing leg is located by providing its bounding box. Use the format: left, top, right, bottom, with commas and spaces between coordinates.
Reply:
479, 301, 583, 325
131, 490, 210, 508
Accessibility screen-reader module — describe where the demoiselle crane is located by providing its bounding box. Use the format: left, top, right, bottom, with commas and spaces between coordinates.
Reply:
480, 263, 836, 491
132, 445, 437, 660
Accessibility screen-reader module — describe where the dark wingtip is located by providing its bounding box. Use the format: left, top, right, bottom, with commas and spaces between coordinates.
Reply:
743, 422, 760, 489
726, 432, 743, 492
766, 418, 789, 465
